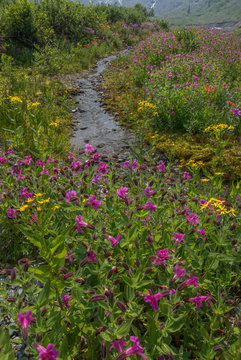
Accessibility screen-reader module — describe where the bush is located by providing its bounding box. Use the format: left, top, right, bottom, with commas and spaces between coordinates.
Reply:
0, 0, 37, 47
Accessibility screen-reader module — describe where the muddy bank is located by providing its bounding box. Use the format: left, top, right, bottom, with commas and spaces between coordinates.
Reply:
62, 51, 136, 158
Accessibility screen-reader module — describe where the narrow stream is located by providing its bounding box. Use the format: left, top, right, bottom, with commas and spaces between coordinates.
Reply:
70, 51, 135, 157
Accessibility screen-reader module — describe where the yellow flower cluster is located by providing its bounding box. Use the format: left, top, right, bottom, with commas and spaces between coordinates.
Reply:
204, 124, 234, 133
201, 197, 235, 216
9, 96, 23, 104
186, 159, 204, 168
49, 122, 58, 127
27, 102, 40, 110
138, 101, 158, 116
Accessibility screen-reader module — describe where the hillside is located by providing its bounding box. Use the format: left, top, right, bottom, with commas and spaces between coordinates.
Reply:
79, 0, 241, 28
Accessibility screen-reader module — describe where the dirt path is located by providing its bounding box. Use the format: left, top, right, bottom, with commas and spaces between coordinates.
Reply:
63, 51, 136, 158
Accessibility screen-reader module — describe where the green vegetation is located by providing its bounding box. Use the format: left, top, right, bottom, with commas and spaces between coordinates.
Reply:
101, 27, 241, 178
0, 0, 167, 154
0, 2, 240, 360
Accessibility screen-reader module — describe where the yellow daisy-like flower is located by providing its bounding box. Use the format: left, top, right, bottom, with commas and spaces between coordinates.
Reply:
215, 172, 224, 176
26, 198, 34, 203
37, 198, 50, 204
37, 207, 41, 212
19, 204, 29, 211
53, 205, 60, 210
9, 96, 23, 104
201, 179, 210, 182
35, 193, 43, 197
49, 122, 58, 127
27, 102, 40, 110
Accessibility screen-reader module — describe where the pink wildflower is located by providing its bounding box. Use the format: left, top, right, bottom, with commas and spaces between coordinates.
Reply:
17, 310, 36, 341
187, 213, 199, 225
98, 162, 108, 174
143, 186, 156, 198
183, 171, 191, 180
65, 190, 76, 202
188, 291, 212, 309
75, 215, 94, 232
144, 289, 163, 311
37, 160, 45, 167
7, 208, 16, 219
143, 200, 156, 214
47, 155, 55, 164
103, 234, 122, 248
92, 153, 99, 161
0, 155, 7, 164
117, 187, 129, 198
172, 264, 186, 283
7, 148, 15, 154
152, 248, 169, 265
123, 160, 129, 169
172, 232, 186, 249
88, 195, 101, 210
63, 294, 72, 308
36, 344, 59, 360
85, 144, 94, 153
115, 336, 147, 360
178, 271, 200, 290
110, 337, 127, 354
157, 161, 166, 173
132, 159, 140, 171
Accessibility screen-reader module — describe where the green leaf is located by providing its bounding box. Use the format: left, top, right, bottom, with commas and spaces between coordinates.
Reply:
18, 226, 41, 248
115, 319, 132, 337
0, 327, 15, 360
168, 314, 186, 333
37, 278, 51, 307
146, 314, 159, 343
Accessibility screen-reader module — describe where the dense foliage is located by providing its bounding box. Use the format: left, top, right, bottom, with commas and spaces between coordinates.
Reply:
101, 27, 241, 178
0, 147, 240, 359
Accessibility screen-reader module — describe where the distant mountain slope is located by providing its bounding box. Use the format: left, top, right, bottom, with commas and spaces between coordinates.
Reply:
79, 0, 241, 27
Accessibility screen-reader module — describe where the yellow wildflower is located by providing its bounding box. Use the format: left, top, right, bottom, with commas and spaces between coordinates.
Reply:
37, 207, 41, 212
201, 179, 210, 182
37, 198, 50, 204
35, 193, 43, 197
49, 122, 58, 127
26, 198, 34, 203
27, 102, 40, 110
9, 96, 23, 104
19, 204, 29, 211
53, 205, 60, 210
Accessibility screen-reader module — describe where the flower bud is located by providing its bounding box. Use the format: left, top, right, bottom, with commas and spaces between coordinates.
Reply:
116, 301, 127, 312
41, 307, 48, 317
229, 223, 237, 230
122, 262, 129, 271
95, 326, 107, 336
112, 278, 121, 286
36, 332, 42, 342
101, 342, 107, 359
105, 309, 111, 317
7, 297, 16, 302
63, 272, 74, 281
145, 267, 153, 274
116, 315, 125, 325
10, 268, 16, 281
75, 277, 85, 285
24, 262, 30, 272
91, 294, 106, 302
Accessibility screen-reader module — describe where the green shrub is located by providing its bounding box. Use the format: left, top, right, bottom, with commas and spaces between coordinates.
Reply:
0, 0, 37, 47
